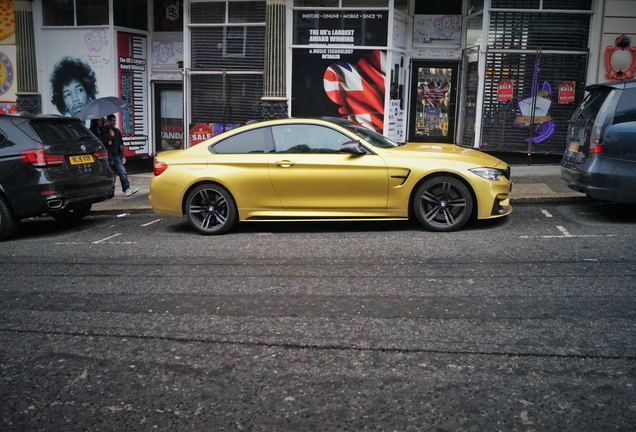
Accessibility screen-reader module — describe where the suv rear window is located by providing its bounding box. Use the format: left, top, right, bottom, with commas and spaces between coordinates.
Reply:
569, 87, 611, 146
31, 120, 94, 144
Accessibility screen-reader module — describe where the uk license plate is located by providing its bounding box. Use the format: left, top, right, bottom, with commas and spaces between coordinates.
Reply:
69, 154, 95, 165
568, 141, 579, 153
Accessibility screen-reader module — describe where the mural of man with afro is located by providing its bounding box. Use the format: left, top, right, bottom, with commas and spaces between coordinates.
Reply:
50, 57, 98, 117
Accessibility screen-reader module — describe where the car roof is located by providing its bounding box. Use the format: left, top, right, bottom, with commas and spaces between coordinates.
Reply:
586, 79, 636, 91
0, 113, 82, 122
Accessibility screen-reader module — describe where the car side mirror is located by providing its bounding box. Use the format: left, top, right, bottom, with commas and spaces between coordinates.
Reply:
340, 140, 366, 156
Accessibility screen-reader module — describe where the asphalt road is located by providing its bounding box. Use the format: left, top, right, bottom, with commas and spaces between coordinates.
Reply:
1, 202, 635, 431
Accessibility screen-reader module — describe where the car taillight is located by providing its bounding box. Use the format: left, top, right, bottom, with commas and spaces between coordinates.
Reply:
154, 160, 168, 176
95, 149, 108, 159
588, 89, 619, 156
20, 149, 64, 167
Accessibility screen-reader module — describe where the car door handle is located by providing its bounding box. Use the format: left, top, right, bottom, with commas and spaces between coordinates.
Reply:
275, 160, 295, 168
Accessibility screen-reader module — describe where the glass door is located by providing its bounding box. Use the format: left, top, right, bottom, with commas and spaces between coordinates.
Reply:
154, 83, 184, 153
408, 61, 459, 143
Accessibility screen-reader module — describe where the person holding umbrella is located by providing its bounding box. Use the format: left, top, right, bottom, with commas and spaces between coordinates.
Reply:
104, 114, 138, 197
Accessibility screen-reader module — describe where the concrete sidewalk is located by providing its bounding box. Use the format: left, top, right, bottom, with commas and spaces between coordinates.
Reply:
92, 165, 586, 213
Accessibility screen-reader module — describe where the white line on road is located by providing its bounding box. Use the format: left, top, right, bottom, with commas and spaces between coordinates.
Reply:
141, 218, 161, 227
93, 233, 122, 244
117, 213, 129, 218
519, 234, 617, 239
556, 225, 572, 237
540, 209, 553, 218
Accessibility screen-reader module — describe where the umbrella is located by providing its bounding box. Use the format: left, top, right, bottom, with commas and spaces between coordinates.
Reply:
78, 96, 129, 121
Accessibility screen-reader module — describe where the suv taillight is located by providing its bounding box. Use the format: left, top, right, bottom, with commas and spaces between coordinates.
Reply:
94, 149, 108, 159
20, 149, 64, 167
588, 89, 620, 156
154, 160, 168, 176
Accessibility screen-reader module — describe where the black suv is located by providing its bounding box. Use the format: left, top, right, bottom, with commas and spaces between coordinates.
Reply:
0, 114, 114, 240
561, 80, 636, 204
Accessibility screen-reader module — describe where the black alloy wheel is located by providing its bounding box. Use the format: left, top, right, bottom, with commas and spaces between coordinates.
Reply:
50, 204, 92, 224
185, 183, 237, 235
413, 176, 474, 232
0, 196, 17, 241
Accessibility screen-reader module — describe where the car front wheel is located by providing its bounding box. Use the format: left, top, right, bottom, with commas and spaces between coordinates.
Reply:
185, 183, 237, 235
412, 176, 474, 232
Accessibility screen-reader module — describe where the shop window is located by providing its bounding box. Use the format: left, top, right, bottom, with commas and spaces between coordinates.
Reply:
394, 0, 408, 13
293, 0, 339, 6
341, 0, 389, 7
414, 0, 461, 15
543, 0, 592, 10
191, 1, 226, 24
229, 1, 266, 23
43, 0, 108, 26
491, 0, 540, 8
155, 0, 184, 32
114, 0, 148, 31
224, 27, 246, 57
191, 27, 264, 69
468, 0, 484, 14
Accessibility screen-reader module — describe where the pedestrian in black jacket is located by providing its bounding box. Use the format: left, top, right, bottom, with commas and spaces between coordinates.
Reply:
104, 114, 138, 196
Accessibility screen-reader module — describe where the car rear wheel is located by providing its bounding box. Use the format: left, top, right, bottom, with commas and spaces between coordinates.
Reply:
185, 183, 237, 235
0, 196, 18, 241
50, 204, 92, 224
412, 176, 474, 232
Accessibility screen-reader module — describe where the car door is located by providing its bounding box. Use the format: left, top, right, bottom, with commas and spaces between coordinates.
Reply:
268, 123, 388, 209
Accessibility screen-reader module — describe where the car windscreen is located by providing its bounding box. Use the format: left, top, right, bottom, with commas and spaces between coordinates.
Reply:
338, 123, 402, 148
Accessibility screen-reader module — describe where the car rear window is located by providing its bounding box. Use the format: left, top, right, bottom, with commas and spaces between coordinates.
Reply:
30, 120, 94, 144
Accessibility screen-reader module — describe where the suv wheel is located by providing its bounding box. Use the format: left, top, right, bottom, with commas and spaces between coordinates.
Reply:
50, 204, 92, 224
0, 196, 17, 241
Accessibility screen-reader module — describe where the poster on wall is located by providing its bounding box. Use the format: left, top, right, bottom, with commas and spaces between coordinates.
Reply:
413, 15, 462, 46
40, 28, 114, 119
117, 32, 148, 156
291, 49, 386, 133
0, 45, 17, 114
0, 0, 15, 45
293, 10, 388, 47
189, 123, 239, 146
1, 0, 16, 113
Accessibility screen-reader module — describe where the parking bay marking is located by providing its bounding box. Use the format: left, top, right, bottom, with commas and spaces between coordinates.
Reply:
141, 218, 161, 227
93, 233, 122, 244
520, 224, 618, 239
541, 209, 553, 218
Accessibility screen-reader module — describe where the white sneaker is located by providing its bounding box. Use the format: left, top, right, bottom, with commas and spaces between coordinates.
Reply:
124, 188, 139, 197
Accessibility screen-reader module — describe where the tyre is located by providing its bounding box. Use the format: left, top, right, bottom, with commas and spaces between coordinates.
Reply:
0, 195, 17, 241
185, 183, 237, 235
412, 176, 474, 232
50, 203, 92, 224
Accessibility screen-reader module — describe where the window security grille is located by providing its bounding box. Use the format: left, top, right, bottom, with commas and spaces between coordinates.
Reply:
191, 75, 264, 125
491, 0, 591, 9
488, 12, 590, 51
481, 52, 588, 155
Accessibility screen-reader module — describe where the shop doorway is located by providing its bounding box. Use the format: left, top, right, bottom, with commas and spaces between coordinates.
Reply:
408, 61, 458, 143
154, 83, 184, 153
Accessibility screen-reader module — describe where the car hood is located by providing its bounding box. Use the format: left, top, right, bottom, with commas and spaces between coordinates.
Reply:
382, 143, 506, 167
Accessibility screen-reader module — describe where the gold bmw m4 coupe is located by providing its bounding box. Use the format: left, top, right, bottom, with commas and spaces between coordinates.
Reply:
150, 118, 512, 234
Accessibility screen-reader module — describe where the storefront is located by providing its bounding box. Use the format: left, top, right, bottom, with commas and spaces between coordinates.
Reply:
26, 0, 631, 159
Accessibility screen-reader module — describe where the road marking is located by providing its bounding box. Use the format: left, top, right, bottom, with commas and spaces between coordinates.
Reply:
556, 225, 572, 237
519, 234, 617, 239
540, 209, 553, 218
141, 218, 161, 227
93, 233, 122, 244
117, 213, 129, 218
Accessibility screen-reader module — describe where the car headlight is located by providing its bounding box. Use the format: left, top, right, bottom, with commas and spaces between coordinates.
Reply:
469, 167, 506, 181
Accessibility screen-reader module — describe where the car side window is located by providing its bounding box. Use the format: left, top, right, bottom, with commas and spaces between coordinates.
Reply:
271, 124, 352, 154
614, 88, 636, 125
211, 127, 275, 154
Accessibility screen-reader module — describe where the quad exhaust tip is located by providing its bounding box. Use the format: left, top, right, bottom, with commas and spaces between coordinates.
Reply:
47, 199, 64, 209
